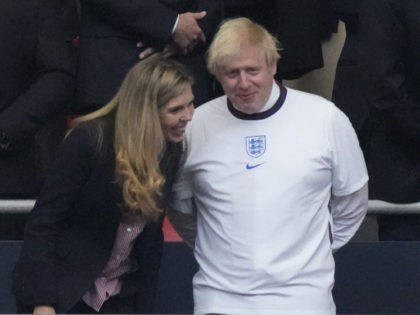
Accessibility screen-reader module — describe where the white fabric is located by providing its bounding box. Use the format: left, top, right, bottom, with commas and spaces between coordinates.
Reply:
330, 183, 368, 252
172, 84, 368, 315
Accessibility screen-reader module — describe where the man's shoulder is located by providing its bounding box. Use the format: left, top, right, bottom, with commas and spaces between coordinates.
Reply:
197, 95, 227, 108
194, 95, 228, 117
285, 86, 331, 103
284, 87, 336, 113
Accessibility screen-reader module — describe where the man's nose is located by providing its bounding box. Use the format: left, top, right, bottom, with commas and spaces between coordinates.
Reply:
237, 72, 250, 88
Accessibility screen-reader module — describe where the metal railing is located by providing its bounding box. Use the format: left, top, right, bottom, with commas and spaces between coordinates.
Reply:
367, 200, 420, 215
0, 199, 420, 215
0, 199, 35, 214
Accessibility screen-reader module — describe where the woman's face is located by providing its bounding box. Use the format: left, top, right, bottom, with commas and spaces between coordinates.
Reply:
159, 85, 194, 143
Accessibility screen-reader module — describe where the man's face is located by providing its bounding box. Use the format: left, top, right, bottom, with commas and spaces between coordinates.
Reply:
216, 45, 276, 114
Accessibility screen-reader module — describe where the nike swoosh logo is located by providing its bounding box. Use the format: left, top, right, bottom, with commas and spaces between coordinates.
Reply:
246, 162, 265, 170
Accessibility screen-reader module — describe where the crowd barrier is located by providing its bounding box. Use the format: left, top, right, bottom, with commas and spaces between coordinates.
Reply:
1, 199, 420, 214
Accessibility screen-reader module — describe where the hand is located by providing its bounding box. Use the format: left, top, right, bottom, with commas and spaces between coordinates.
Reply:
33, 305, 56, 315
136, 42, 156, 60
173, 11, 206, 54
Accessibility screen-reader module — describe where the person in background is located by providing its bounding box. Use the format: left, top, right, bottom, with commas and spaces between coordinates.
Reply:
75, 0, 215, 114
0, 0, 77, 239
274, 0, 336, 80
331, 0, 370, 152
13, 54, 194, 314
358, 0, 420, 240
169, 17, 368, 314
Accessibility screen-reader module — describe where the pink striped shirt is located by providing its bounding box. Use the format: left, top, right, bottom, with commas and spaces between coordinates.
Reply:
82, 214, 145, 311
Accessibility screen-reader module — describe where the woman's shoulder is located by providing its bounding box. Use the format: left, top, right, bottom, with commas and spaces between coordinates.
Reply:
66, 116, 115, 157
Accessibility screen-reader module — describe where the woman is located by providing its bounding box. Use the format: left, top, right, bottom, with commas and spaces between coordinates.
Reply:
12, 54, 195, 314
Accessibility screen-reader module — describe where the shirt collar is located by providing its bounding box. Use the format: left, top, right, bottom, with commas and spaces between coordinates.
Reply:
227, 81, 287, 120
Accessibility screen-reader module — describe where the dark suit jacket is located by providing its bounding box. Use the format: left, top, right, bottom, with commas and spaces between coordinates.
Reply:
274, 0, 326, 79
75, 0, 221, 113
0, 0, 76, 197
331, 0, 371, 151
218, 0, 334, 80
358, 0, 420, 203
12, 117, 181, 313
75, 0, 179, 113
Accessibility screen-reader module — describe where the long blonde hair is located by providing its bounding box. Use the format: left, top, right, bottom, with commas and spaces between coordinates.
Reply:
72, 54, 193, 221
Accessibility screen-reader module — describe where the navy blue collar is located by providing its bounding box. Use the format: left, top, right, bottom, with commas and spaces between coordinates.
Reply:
227, 83, 287, 120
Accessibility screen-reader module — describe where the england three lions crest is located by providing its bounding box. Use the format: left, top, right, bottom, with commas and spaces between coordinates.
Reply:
246, 135, 266, 158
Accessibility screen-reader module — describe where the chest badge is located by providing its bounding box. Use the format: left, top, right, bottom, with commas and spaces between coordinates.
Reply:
246, 135, 266, 158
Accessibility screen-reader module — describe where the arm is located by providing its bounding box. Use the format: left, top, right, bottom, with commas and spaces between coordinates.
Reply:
86, 0, 177, 47
358, 0, 420, 146
167, 164, 197, 248
167, 198, 197, 248
87, 0, 206, 56
330, 183, 368, 252
329, 107, 369, 251
0, 0, 75, 153
173, 11, 206, 54
137, 10, 207, 59
86, 0, 204, 49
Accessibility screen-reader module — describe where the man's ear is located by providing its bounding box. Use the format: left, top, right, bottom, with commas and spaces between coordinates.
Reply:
270, 61, 277, 76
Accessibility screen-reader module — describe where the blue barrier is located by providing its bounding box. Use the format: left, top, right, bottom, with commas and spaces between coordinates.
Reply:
1, 241, 420, 314
333, 241, 420, 314
0, 241, 196, 314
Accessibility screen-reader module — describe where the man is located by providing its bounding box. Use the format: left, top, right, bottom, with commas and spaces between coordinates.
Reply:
170, 18, 368, 314
0, 0, 76, 196
358, 0, 420, 240
0, 0, 77, 239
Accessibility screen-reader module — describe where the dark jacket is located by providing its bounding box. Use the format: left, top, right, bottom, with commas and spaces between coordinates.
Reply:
358, 0, 420, 203
216, 0, 329, 80
275, 0, 328, 80
331, 0, 371, 151
13, 117, 182, 313
0, 0, 77, 197
75, 0, 220, 114
75, 0, 178, 113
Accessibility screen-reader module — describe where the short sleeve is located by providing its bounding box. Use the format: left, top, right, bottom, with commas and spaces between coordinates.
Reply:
329, 108, 369, 196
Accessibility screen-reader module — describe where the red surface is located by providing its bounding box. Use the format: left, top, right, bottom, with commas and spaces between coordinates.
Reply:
163, 216, 183, 242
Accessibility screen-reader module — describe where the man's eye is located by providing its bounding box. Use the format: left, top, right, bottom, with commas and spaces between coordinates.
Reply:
225, 71, 237, 78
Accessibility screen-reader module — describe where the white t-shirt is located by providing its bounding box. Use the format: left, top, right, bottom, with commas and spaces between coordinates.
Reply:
173, 83, 368, 315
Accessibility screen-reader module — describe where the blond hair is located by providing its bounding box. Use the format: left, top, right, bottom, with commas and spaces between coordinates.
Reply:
72, 54, 193, 221
207, 17, 281, 76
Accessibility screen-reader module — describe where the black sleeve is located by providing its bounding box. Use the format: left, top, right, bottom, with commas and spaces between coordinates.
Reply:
274, 0, 324, 79
358, 0, 420, 146
0, 0, 76, 152
331, 0, 361, 19
85, 0, 179, 47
